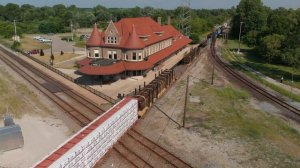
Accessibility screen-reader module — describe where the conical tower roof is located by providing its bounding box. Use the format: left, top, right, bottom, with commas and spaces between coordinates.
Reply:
86, 24, 102, 47
125, 25, 145, 49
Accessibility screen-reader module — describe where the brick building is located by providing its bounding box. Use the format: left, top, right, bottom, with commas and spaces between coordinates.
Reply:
79, 17, 191, 82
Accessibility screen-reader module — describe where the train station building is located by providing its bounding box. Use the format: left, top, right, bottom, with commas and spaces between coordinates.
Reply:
78, 17, 191, 82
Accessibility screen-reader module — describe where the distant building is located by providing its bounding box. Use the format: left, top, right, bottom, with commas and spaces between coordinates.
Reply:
79, 17, 191, 81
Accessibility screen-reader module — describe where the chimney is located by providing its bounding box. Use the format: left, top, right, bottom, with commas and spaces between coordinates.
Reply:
167, 16, 171, 25
157, 17, 162, 25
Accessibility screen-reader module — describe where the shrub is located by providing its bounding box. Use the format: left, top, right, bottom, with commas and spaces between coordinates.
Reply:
40, 49, 44, 56
11, 41, 20, 50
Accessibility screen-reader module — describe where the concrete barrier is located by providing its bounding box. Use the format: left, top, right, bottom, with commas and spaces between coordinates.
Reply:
34, 97, 138, 168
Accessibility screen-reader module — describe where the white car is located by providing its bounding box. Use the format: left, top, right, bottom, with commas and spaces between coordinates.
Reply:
39, 39, 52, 43
33, 36, 44, 40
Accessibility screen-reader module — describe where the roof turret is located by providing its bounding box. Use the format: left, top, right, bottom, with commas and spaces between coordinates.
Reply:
86, 24, 102, 47
125, 25, 145, 50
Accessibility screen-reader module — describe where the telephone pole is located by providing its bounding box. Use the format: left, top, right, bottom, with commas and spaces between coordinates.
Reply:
70, 21, 74, 41
14, 20, 17, 37
237, 22, 244, 54
183, 75, 189, 128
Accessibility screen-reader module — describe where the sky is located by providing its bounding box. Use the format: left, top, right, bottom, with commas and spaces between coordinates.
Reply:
0, 0, 299, 9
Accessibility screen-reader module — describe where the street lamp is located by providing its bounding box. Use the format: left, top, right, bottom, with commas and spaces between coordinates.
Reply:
237, 21, 244, 54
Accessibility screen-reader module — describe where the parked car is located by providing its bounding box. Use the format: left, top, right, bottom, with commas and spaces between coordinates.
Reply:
80, 34, 90, 40
27, 49, 39, 55
33, 36, 44, 40
39, 39, 52, 43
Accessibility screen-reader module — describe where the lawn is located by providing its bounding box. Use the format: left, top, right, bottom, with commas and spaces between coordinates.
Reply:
187, 80, 300, 167
19, 35, 50, 51
224, 39, 300, 89
32, 53, 80, 65
0, 67, 50, 117
221, 41, 300, 102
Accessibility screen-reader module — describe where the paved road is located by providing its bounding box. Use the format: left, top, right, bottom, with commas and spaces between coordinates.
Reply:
44, 35, 85, 54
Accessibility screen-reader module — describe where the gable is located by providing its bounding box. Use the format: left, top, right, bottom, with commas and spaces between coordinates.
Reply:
105, 21, 119, 36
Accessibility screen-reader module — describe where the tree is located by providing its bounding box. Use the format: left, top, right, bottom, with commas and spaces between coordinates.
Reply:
231, 0, 269, 39
267, 8, 297, 36
38, 18, 64, 34
3, 3, 21, 21
190, 33, 200, 44
259, 34, 285, 63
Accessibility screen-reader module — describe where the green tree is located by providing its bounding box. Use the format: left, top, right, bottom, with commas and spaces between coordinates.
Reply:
259, 34, 285, 63
38, 18, 64, 34
3, 3, 21, 21
267, 8, 297, 36
190, 33, 200, 44
232, 0, 269, 40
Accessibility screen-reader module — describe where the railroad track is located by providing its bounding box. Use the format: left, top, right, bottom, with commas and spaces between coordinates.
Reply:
0, 47, 192, 168
210, 40, 300, 116
0, 47, 105, 126
113, 129, 193, 168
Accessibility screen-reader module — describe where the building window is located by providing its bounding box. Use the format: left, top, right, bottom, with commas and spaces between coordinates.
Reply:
133, 52, 137, 60
138, 52, 142, 60
107, 36, 117, 44
113, 51, 117, 59
108, 51, 112, 59
125, 54, 128, 60
94, 50, 99, 58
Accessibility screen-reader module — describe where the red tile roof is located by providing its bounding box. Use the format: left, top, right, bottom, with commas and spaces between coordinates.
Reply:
80, 17, 192, 76
86, 24, 102, 47
125, 25, 145, 50
87, 17, 174, 49
79, 36, 191, 76
35, 97, 134, 168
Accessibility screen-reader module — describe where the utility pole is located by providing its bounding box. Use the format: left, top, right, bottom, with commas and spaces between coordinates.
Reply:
14, 20, 17, 37
13, 19, 19, 42
70, 21, 74, 41
237, 21, 243, 54
290, 64, 294, 101
183, 75, 189, 128
211, 64, 215, 85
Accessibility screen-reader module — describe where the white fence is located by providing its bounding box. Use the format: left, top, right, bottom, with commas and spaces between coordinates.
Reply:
34, 97, 138, 168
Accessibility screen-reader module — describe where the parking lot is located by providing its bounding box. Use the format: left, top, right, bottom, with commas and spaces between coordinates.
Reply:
29, 34, 85, 55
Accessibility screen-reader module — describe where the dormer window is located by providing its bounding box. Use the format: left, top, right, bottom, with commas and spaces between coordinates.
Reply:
107, 36, 117, 44
155, 32, 164, 36
139, 35, 149, 41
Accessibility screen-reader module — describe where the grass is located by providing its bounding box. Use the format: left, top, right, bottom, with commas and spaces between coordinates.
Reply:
19, 35, 50, 51
0, 67, 51, 117
59, 34, 86, 48
0, 36, 14, 47
222, 40, 300, 102
54, 63, 80, 70
0, 35, 50, 52
32, 53, 80, 65
224, 39, 300, 89
187, 81, 300, 167
74, 38, 86, 48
